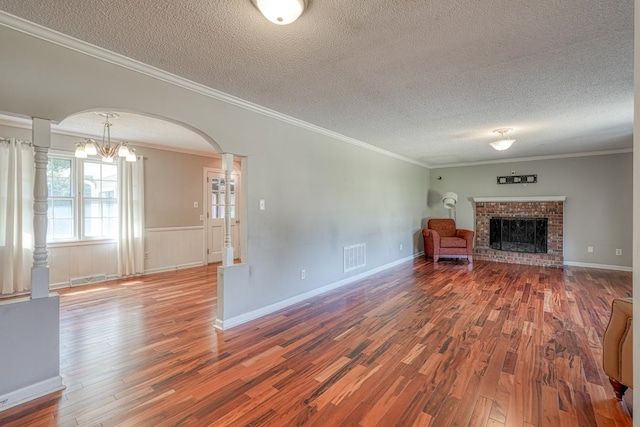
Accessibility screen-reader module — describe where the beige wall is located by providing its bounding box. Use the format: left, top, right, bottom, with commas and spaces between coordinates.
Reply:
139, 147, 219, 228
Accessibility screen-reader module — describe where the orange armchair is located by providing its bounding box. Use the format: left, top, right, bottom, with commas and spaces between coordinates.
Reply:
422, 218, 474, 263
603, 297, 633, 400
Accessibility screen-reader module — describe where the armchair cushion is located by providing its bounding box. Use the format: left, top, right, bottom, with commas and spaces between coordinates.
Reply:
440, 237, 467, 248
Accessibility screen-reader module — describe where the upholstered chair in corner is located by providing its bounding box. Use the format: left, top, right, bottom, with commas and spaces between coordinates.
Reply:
422, 218, 474, 263
603, 297, 633, 400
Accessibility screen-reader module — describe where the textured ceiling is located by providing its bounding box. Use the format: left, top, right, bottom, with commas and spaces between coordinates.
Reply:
0, 0, 634, 167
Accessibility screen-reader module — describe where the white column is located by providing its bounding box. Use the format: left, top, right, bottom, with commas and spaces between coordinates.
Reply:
31, 118, 50, 299
222, 153, 234, 267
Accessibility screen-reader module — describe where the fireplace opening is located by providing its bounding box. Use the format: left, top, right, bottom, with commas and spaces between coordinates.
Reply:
489, 218, 548, 254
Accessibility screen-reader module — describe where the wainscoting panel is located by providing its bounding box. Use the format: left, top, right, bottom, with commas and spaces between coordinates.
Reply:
145, 227, 205, 273
49, 242, 117, 288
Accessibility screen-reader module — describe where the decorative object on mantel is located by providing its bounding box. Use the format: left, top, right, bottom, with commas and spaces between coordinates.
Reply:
74, 112, 136, 163
490, 128, 516, 151
497, 174, 537, 185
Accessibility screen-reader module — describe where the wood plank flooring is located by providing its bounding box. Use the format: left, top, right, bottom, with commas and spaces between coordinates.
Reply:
0, 258, 633, 426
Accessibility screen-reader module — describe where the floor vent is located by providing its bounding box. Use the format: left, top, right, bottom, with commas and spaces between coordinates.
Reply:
70, 274, 107, 287
344, 243, 366, 272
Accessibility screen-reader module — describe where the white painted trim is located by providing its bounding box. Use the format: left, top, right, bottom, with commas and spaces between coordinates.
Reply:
50, 281, 71, 290
0, 12, 428, 169
431, 148, 633, 169
48, 239, 117, 248
215, 252, 424, 330
563, 261, 633, 272
144, 261, 204, 275
472, 196, 567, 202
146, 226, 204, 232
0, 376, 64, 412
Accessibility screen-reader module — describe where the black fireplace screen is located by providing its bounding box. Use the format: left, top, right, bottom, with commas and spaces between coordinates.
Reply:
489, 218, 548, 254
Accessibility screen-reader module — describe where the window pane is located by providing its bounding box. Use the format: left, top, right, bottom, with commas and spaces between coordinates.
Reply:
84, 162, 101, 180
101, 180, 117, 198
104, 201, 118, 217
52, 219, 73, 239
53, 200, 73, 218
84, 218, 103, 237
51, 177, 72, 197
49, 158, 72, 177
102, 164, 117, 180
84, 200, 102, 218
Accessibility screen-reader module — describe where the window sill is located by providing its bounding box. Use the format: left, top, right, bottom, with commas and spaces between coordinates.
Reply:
48, 239, 117, 248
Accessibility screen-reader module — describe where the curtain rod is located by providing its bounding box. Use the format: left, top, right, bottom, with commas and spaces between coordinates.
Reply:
0, 137, 33, 146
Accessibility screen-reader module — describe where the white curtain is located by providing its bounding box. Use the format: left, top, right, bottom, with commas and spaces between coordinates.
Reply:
0, 138, 34, 295
117, 156, 145, 276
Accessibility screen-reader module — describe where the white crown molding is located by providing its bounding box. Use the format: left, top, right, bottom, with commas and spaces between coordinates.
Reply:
0, 12, 428, 169
430, 148, 633, 169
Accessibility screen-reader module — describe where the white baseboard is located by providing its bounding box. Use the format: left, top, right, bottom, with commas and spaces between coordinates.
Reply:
216, 252, 424, 330
144, 262, 205, 275
49, 282, 69, 290
563, 261, 632, 272
0, 376, 64, 412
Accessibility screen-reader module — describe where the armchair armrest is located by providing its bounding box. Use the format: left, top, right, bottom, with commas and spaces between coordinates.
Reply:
423, 228, 441, 247
422, 228, 441, 260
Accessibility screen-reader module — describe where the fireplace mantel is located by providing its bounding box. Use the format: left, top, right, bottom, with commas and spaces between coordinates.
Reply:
472, 196, 566, 203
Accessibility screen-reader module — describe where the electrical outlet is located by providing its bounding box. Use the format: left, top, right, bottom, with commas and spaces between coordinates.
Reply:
300, 269, 306, 279
199, 214, 204, 221
145, 252, 149, 259
587, 246, 594, 253
399, 243, 403, 251
259, 199, 265, 210
193, 201, 198, 208
616, 249, 622, 256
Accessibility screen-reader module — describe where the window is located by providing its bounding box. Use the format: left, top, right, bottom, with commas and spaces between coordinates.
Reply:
47, 154, 118, 242
83, 162, 118, 238
47, 157, 74, 240
211, 177, 235, 219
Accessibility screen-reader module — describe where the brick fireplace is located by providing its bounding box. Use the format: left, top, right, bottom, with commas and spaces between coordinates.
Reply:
472, 197, 565, 267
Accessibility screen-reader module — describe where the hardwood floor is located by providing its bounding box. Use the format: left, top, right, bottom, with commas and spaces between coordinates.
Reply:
0, 258, 632, 426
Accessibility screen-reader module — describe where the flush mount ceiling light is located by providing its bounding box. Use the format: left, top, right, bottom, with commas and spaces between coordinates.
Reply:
74, 112, 136, 163
252, 0, 306, 25
490, 128, 516, 151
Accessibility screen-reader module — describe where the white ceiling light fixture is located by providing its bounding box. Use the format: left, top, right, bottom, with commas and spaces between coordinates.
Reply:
490, 128, 516, 151
75, 113, 136, 163
252, 0, 306, 25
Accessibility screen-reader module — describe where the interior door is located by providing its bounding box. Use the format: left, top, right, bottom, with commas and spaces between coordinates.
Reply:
207, 171, 239, 264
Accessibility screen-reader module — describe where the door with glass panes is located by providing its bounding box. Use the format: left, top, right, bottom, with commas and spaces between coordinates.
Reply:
207, 171, 239, 263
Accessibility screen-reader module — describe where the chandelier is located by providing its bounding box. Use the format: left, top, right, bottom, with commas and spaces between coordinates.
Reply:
74, 112, 136, 162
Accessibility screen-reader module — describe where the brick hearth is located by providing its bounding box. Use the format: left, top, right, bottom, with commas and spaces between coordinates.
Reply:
473, 197, 565, 267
